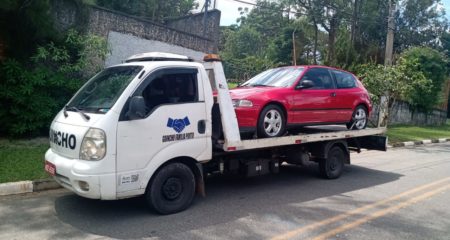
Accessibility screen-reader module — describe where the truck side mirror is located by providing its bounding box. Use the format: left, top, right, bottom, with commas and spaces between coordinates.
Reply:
296, 80, 314, 90
128, 96, 146, 120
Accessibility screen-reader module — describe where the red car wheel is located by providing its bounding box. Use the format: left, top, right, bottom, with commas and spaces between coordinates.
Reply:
257, 104, 286, 138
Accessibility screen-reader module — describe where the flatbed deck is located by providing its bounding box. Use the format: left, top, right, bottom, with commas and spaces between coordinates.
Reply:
222, 126, 387, 151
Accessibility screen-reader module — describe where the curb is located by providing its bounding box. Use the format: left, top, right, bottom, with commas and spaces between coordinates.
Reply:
390, 138, 450, 148
0, 179, 61, 196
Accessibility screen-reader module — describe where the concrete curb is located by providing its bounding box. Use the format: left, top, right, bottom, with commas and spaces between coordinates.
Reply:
390, 138, 450, 148
0, 179, 61, 196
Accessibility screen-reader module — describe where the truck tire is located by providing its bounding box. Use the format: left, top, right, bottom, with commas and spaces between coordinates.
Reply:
257, 104, 286, 138
146, 162, 195, 215
319, 146, 345, 179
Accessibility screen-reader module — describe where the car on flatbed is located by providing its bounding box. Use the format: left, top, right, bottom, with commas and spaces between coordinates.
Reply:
230, 66, 372, 138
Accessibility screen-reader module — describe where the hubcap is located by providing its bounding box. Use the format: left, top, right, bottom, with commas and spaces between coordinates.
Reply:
354, 108, 367, 129
264, 109, 282, 136
162, 177, 182, 200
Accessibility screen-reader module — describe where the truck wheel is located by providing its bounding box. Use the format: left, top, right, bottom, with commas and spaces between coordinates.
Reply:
319, 146, 345, 179
257, 104, 286, 138
346, 105, 368, 130
146, 162, 195, 215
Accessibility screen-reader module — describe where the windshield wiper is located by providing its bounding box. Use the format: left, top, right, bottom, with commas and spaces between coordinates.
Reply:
250, 84, 271, 87
64, 106, 91, 121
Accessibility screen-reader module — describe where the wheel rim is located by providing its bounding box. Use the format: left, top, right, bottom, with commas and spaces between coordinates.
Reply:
263, 109, 282, 136
354, 108, 367, 130
162, 177, 182, 200
329, 156, 339, 171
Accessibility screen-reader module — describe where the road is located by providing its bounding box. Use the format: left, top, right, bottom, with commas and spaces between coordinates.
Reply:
1, 143, 450, 240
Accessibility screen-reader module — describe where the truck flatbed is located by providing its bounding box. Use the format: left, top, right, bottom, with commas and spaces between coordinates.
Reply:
222, 127, 386, 151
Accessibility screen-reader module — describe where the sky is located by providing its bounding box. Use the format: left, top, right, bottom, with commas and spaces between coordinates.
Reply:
197, 0, 450, 26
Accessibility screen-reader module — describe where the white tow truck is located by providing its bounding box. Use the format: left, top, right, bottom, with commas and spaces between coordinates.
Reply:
45, 52, 387, 214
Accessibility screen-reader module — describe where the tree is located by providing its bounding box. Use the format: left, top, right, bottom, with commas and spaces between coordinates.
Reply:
400, 47, 449, 111
396, 0, 448, 52
0, 30, 108, 136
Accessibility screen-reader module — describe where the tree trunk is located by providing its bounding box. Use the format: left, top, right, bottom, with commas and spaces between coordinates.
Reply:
313, 17, 318, 65
327, 16, 339, 66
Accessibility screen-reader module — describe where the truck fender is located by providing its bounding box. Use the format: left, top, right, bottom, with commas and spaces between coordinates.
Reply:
310, 140, 350, 164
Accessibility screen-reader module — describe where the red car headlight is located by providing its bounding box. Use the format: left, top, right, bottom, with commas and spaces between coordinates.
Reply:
232, 99, 253, 108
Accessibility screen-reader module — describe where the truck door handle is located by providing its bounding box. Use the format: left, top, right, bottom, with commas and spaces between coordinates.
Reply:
330, 92, 336, 97
198, 120, 206, 134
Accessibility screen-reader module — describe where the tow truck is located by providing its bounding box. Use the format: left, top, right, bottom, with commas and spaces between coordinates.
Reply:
45, 52, 387, 214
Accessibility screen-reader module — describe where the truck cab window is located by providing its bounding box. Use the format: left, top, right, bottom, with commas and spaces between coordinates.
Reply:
141, 72, 198, 115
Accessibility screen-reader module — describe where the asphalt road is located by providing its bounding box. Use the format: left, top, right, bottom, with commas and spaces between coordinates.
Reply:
1, 143, 450, 240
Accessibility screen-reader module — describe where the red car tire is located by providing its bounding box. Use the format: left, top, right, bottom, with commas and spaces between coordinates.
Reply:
257, 104, 286, 138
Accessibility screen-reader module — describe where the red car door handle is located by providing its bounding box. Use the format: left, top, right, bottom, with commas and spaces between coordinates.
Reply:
330, 92, 336, 97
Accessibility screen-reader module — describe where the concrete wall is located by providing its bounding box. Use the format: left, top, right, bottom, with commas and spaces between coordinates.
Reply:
370, 100, 448, 126
106, 31, 205, 66
166, 10, 221, 50
50, 0, 220, 64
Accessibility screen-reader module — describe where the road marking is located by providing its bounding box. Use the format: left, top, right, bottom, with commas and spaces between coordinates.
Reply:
270, 177, 450, 240
311, 184, 450, 240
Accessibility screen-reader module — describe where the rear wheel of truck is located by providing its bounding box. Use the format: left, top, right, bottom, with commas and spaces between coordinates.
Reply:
319, 146, 345, 179
146, 162, 195, 215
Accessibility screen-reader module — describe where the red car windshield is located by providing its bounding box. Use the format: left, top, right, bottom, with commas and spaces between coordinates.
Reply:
241, 67, 305, 87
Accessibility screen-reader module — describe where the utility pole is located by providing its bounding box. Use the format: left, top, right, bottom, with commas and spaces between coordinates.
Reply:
378, 0, 395, 127
384, 0, 395, 66
292, 30, 297, 66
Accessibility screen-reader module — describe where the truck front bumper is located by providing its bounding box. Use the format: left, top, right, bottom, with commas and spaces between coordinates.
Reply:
45, 149, 116, 200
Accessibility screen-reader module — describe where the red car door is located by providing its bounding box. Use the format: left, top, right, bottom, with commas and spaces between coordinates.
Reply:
331, 70, 360, 122
291, 67, 338, 124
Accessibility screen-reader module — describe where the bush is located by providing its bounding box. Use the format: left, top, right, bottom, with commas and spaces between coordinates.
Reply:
355, 59, 432, 120
400, 47, 448, 111
0, 30, 108, 137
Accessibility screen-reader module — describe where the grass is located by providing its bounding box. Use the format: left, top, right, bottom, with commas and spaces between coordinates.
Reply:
387, 120, 450, 143
228, 82, 239, 89
0, 138, 50, 183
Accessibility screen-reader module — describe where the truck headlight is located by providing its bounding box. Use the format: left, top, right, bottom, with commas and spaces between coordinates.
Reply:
232, 99, 253, 108
80, 128, 106, 161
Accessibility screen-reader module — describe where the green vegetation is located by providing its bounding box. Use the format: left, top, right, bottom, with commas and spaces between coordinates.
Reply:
220, 0, 449, 123
228, 82, 239, 89
387, 121, 450, 143
0, 139, 49, 183
0, 30, 108, 137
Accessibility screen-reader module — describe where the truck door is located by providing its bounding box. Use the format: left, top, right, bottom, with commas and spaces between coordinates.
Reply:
116, 67, 208, 193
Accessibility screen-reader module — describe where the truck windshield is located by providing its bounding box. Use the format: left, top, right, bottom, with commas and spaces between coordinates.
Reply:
241, 67, 304, 87
67, 66, 143, 114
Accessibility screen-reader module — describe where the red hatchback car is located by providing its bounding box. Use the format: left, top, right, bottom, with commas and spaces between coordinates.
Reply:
229, 66, 372, 137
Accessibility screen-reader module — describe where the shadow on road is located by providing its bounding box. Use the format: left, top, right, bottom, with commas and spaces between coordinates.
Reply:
54, 164, 402, 239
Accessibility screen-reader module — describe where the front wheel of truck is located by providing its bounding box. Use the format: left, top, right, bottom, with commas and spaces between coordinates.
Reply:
145, 162, 195, 215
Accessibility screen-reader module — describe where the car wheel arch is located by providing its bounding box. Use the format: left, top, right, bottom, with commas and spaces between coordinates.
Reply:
260, 101, 288, 121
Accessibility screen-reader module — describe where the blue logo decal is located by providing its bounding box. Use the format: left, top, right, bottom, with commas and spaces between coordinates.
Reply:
167, 117, 190, 133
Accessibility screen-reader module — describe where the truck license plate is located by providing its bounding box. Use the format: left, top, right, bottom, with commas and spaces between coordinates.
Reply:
45, 161, 56, 176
